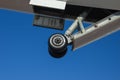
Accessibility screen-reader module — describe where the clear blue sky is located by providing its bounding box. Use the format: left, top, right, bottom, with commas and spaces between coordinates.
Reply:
0, 9, 120, 80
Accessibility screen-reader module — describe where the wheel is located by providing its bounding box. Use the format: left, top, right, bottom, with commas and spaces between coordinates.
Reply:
48, 33, 68, 58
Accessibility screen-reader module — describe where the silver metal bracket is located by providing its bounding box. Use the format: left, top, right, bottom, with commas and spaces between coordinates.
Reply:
65, 16, 86, 44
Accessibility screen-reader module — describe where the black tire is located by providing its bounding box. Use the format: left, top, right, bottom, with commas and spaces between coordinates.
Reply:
48, 33, 68, 58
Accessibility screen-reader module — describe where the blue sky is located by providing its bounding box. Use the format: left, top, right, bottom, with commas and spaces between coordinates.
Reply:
0, 9, 120, 80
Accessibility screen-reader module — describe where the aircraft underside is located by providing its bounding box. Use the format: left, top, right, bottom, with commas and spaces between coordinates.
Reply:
0, 0, 120, 58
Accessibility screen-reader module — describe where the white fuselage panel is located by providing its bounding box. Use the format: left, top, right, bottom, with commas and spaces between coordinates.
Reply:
29, 0, 66, 10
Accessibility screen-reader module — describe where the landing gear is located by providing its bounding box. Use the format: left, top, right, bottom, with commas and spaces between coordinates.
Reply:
48, 33, 68, 58
48, 12, 120, 58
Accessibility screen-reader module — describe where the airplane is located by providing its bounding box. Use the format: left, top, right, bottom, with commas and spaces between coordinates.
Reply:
0, 0, 120, 58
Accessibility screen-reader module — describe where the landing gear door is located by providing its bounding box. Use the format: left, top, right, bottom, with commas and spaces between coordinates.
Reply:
29, 0, 66, 30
